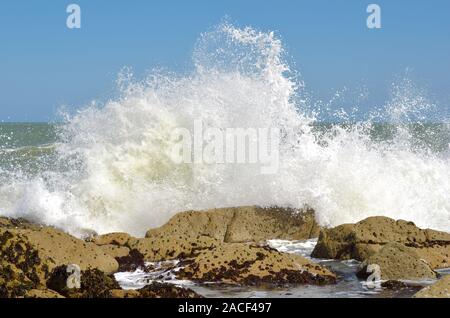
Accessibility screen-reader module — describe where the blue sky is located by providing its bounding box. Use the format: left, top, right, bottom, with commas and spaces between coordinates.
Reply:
0, 0, 449, 122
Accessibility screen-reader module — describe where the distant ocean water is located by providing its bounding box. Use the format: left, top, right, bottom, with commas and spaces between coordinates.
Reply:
0, 23, 449, 236
0, 123, 58, 176
1, 122, 449, 176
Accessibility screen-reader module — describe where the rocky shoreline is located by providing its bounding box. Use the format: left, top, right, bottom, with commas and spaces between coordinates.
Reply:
1, 206, 449, 298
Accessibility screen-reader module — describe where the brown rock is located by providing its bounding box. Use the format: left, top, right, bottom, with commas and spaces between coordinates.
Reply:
413, 245, 450, 270
69, 268, 121, 298
311, 216, 450, 269
136, 282, 202, 298
146, 208, 234, 241
92, 206, 321, 267
110, 284, 202, 298
130, 234, 220, 262
175, 243, 336, 286
356, 243, 437, 281
47, 266, 120, 298
90, 232, 137, 247
89, 234, 146, 271
109, 289, 141, 298
225, 206, 321, 243
25, 265, 201, 298
145, 206, 321, 243
115, 249, 145, 272
24, 289, 65, 298
0, 225, 119, 287
0, 261, 35, 298
0, 217, 42, 231
98, 244, 131, 259
413, 275, 450, 298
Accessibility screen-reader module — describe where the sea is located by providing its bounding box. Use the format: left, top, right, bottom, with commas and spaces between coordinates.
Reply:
0, 23, 449, 298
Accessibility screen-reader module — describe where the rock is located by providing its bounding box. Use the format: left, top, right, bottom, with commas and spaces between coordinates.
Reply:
131, 234, 220, 262
356, 243, 437, 281
109, 289, 141, 298
115, 249, 145, 272
98, 244, 131, 259
311, 216, 450, 269
69, 268, 121, 298
0, 216, 42, 231
145, 208, 234, 241
175, 243, 336, 286
90, 206, 321, 265
77, 229, 99, 241
136, 283, 203, 298
0, 261, 35, 298
109, 283, 202, 298
47, 266, 121, 298
90, 232, 137, 247
89, 233, 148, 271
143, 260, 180, 276
413, 275, 450, 298
380, 280, 408, 289
225, 206, 321, 243
0, 225, 119, 287
46, 265, 202, 298
24, 289, 65, 298
145, 206, 321, 243
413, 245, 450, 270
45, 264, 87, 294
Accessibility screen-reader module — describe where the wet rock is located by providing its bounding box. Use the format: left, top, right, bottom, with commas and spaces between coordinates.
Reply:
381, 280, 408, 289
109, 283, 202, 298
356, 243, 437, 281
413, 275, 450, 298
0, 225, 119, 287
143, 260, 180, 275
12, 261, 201, 298
311, 216, 450, 269
145, 206, 321, 243
69, 268, 121, 298
136, 282, 202, 298
0, 216, 42, 231
45, 265, 75, 294
109, 289, 141, 298
115, 249, 145, 272
77, 229, 98, 241
91, 206, 321, 265
24, 289, 65, 298
175, 243, 336, 286
45, 264, 202, 298
47, 266, 121, 298
130, 207, 334, 286
0, 261, 35, 298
